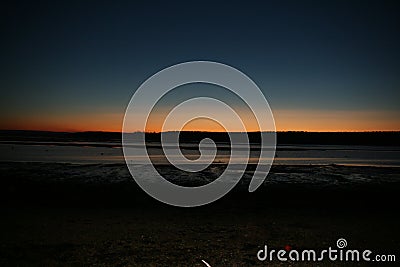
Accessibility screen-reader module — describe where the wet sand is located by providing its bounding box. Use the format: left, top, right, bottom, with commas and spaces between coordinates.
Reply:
0, 162, 399, 266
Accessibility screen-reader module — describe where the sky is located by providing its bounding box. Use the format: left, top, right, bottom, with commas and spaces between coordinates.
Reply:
1, 0, 399, 132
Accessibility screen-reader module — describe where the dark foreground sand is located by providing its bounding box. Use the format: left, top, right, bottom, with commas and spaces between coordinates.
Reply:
0, 162, 399, 266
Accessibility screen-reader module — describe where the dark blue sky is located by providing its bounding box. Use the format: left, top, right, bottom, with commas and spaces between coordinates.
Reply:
1, 0, 399, 131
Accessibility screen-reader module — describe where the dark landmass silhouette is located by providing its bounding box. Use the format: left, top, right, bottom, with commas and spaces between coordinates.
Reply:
1, 130, 400, 146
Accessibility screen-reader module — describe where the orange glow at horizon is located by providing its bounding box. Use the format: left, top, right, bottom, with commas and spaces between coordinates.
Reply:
144, 112, 261, 133
0, 112, 123, 133
162, 118, 227, 132
273, 109, 400, 132
1, 109, 399, 132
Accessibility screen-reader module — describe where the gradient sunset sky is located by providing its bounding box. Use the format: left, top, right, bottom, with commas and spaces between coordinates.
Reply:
1, 0, 399, 132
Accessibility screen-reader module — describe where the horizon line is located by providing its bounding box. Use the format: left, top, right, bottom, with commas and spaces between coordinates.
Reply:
1, 129, 400, 134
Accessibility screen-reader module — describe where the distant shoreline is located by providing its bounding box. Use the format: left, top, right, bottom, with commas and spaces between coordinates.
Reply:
1, 130, 400, 146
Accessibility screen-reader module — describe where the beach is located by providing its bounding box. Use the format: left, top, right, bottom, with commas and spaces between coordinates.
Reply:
0, 159, 399, 266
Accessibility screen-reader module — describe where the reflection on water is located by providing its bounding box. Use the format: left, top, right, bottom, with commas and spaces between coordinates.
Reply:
0, 143, 399, 167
